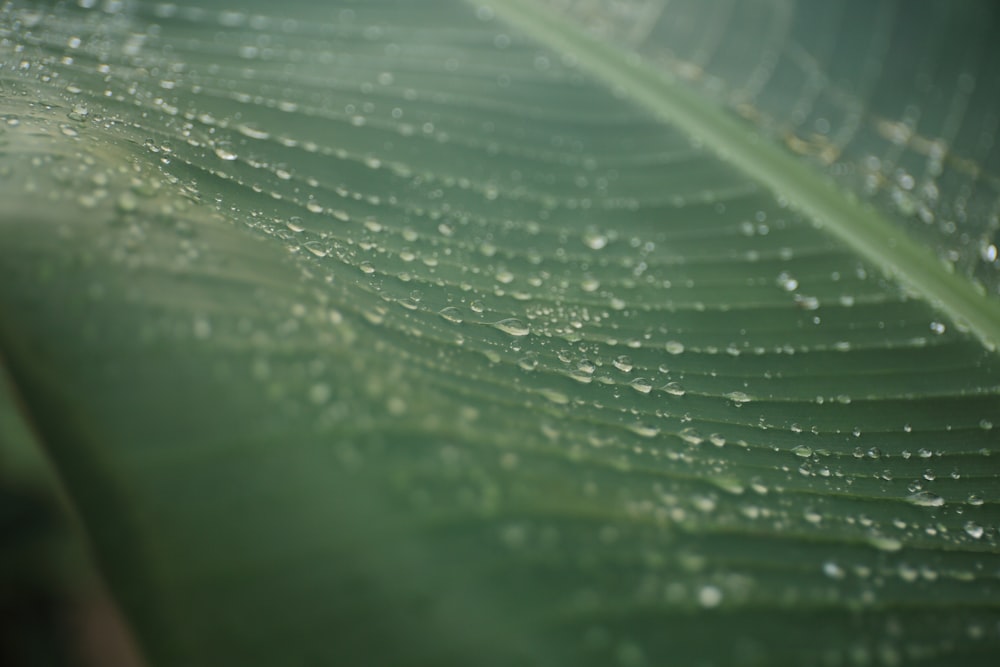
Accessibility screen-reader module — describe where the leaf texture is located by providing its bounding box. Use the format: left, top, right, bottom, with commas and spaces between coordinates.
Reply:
1, 1, 999, 666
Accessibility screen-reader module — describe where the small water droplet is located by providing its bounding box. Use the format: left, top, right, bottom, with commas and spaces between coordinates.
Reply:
627, 423, 660, 438
438, 306, 463, 324
868, 535, 902, 552
304, 242, 328, 258
192, 317, 212, 340
493, 318, 529, 336
214, 144, 237, 161
309, 383, 331, 405
663, 381, 686, 396
613, 355, 633, 372
665, 340, 685, 355
907, 491, 944, 508
629, 378, 653, 394
540, 388, 569, 405
583, 229, 608, 250
679, 427, 703, 445
518, 355, 538, 372
964, 521, 984, 539
726, 391, 751, 405
792, 445, 813, 458
822, 561, 845, 579
697, 585, 722, 608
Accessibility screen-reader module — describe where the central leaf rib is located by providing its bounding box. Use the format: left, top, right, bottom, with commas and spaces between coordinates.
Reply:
484, 0, 1000, 352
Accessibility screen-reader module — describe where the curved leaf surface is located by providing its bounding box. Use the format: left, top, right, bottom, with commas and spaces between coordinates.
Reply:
1, 1, 999, 666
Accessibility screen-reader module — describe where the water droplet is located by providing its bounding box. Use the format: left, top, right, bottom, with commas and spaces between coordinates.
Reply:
192, 317, 212, 340
679, 427, 703, 445
697, 585, 722, 608
493, 318, 529, 336
822, 561, 845, 579
907, 491, 944, 508
583, 229, 608, 250
868, 535, 902, 552
613, 355, 633, 372
518, 355, 538, 372
286, 216, 305, 232
237, 124, 270, 140
214, 144, 238, 161
438, 307, 463, 324
540, 388, 569, 405
627, 423, 660, 438
309, 383, 331, 405
964, 521, 984, 539
663, 381, 686, 396
792, 445, 813, 458
630, 378, 653, 394
116, 192, 137, 212
776, 272, 798, 291
929, 321, 946, 335
665, 340, 685, 355
304, 242, 328, 258
726, 391, 751, 405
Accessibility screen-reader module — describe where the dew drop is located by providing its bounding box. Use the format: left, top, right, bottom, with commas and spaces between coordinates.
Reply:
493, 318, 529, 336
630, 378, 653, 394
613, 355, 634, 372
518, 355, 538, 372
583, 229, 608, 250
665, 340, 685, 355
792, 445, 813, 458
214, 144, 238, 161
822, 561, 845, 580
869, 535, 902, 552
438, 307, 463, 324
540, 388, 569, 405
309, 383, 331, 405
627, 423, 660, 438
304, 242, 327, 258
663, 381, 686, 396
726, 391, 751, 405
964, 521, 984, 539
697, 585, 722, 608
679, 427, 703, 445
907, 491, 944, 508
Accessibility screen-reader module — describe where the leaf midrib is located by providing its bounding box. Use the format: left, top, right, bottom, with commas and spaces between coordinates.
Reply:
483, 0, 1000, 352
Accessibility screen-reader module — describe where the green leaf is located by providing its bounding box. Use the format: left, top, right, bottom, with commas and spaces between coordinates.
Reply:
1, 1, 999, 665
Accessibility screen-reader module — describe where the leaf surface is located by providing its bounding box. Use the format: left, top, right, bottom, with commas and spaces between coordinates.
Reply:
1, 1, 999, 665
